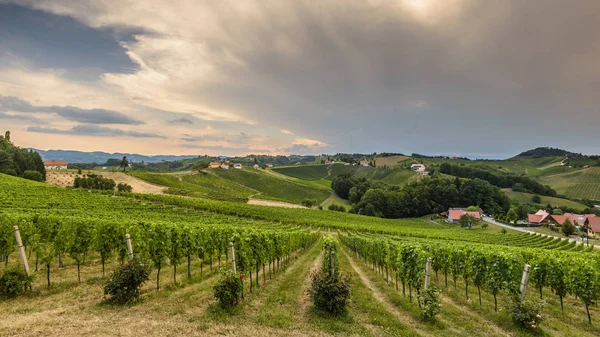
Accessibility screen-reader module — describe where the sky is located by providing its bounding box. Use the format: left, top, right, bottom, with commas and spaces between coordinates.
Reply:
1, 0, 599, 158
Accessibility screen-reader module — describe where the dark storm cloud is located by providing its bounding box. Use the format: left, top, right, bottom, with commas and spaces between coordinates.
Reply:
0, 3, 137, 75
27, 124, 166, 139
0, 112, 44, 124
0, 95, 143, 125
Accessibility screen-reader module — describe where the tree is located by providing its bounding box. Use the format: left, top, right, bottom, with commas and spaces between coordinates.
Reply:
120, 156, 129, 172
4, 131, 10, 142
561, 219, 576, 236
506, 209, 519, 224
459, 214, 476, 228
531, 195, 542, 203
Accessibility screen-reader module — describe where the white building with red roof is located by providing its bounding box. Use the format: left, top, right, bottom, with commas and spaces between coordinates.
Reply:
446, 208, 481, 224
43, 160, 68, 170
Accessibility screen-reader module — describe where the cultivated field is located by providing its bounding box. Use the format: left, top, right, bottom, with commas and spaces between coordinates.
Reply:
1, 173, 600, 337
539, 167, 600, 201
503, 190, 589, 210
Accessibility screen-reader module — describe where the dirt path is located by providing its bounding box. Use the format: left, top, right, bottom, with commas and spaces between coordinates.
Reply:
101, 172, 166, 194
247, 199, 307, 209
439, 295, 514, 337
318, 194, 335, 207
341, 248, 433, 337
299, 251, 324, 317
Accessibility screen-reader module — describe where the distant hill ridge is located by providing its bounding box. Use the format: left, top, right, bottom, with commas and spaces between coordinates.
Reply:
33, 149, 198, 164
517, 147, 576, 158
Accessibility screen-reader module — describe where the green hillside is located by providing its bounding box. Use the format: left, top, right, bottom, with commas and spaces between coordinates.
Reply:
272, 164, 330, 180
539, 167, 600, 200
212, 167, 331, 204
503, 189, 589, 210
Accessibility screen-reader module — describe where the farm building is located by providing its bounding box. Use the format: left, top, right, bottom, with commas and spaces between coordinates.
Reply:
43, 160, 68, 170
360, 161, 370, 167
446, 208, 481, 224
585, 217, 600, 238
265, 163, 273, 168
253, 164, 260, 169
220, 163, 230, 169
208, 162, 221, 169
233, 163, 242, 169
527, 209, 596, 226
411, 164, 426, 172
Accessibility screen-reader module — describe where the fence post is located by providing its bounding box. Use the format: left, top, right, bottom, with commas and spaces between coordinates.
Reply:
13, 226, 30, 275
125, 234, 134, 261
230, 242, 236, 274
519, 264, 531, 300
425, 257, 432, 289
330, 251, 335, 277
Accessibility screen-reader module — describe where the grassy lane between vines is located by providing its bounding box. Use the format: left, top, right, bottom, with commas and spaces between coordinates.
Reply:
340, 245, 515, 337
331, 246, 422, 337
437, 274, 600, 337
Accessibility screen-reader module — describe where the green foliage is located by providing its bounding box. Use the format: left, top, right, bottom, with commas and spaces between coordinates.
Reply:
103, 259, 152, 304
459, 214, 476, 228
506, 209, 518, 224
213, 271, 243, 308
561, 219, 576, 236
117, 183, 132, 192
0, 132, 46, 181
480, 222, 489, 230
0, 268, 32, 298
301, 199, 316, 207
273, 165, 329, 180
531, 195, 542, 203
506, 296, 545, 330
22, 170, 44, 182
322, 235, 339, 277
419, 285, 442, 321
74, 174, 116, 190
568, 261, 600, 323
309, 271, 351, 315
327, 204, 346, 212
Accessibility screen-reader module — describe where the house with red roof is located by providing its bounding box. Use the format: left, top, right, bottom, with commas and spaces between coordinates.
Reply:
446, 208, 481, 224
527, 209, 596, 227
585, 217, 600, 238
43, 160, 68, 170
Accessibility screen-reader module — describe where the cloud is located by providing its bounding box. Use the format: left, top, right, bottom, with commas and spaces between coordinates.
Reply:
281, 129, 293, 135
168, 117, 194, 124
0, 111, 45, 124
5, 0, 600, 157
281, 138, 328, 154
179, 143, 270, 153
27, 124, 166, 138
0, 95, 143, 125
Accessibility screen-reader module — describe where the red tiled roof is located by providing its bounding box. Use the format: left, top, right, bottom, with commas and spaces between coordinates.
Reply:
551, 215, 568, 225
43, 160, 68, 166
586, 217, 600, 233
448, 209, 481, 221
528, 214, 544, 223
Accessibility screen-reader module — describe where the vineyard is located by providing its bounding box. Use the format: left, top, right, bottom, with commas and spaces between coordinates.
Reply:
1, 172, 600, 336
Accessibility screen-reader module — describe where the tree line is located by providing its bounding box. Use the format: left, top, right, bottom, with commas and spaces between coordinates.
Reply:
332, 174, 510, 218
0, 131, 46, 182
437, 163, 556, 196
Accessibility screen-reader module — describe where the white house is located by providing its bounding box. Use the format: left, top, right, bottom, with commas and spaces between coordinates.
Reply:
411, 164, 426, 172
220, 163, 230, 169
265, 163, 273, 168
233, 163, 242, 169
360, 161, 370, 167
43, 160, 68, 170
253, 164, 260, 169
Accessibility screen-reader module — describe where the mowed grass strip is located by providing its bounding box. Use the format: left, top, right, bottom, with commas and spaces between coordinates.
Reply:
307, 245, 421, 337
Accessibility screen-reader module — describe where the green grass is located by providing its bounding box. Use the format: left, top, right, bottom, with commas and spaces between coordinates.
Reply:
539, 167, 600, 200
320, 194, 351, 211
380, 169, 419, 186
213, 168, 331, 204
503, 190, 589, 210
272, 165, 330, 180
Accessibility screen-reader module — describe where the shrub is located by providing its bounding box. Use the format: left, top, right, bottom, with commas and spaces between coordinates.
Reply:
328, 204, 346, 212
104, 259, 151, 304
501, 228, 507, 234
213, 271, 243, 308
419, 285, 442, 321
0, 268, 33, 298
481, 223, 489, 230
301, 199, 316, 207
531, 195, 542, 203
506, 296, 545, 330
22, 170, 44, 182
117, 183, 133, 192
310, 271, 351, 315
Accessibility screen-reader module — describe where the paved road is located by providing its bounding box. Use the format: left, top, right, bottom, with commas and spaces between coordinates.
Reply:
482, 216, 590, 247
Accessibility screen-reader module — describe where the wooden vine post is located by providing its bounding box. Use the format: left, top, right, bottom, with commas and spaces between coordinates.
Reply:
330, 251, 335, 277
519, 263, 531, 301
125, 234, 134, 261
230, 242, 236, 274
13, 226, 30, 275
424, 257, 432, 289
